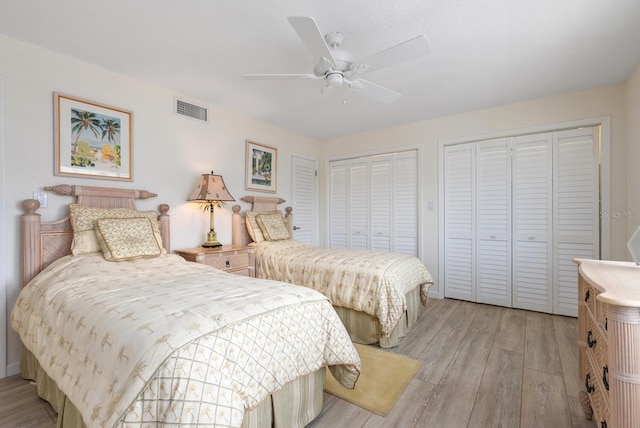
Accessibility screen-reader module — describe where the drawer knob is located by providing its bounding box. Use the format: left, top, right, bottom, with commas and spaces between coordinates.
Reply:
587, 330, 597, 348
585, 373, 595, 393
225, 260, 230, 268
602, 366, 609, 391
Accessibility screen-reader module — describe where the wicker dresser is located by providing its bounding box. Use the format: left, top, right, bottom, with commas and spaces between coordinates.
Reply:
575, 259, 640, 428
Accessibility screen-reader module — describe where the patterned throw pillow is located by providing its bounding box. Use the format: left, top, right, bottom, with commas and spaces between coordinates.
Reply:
255, 212, 291, 241
69, 204, 164, 255
245, 210, 279, 243
95, 217, 162, 261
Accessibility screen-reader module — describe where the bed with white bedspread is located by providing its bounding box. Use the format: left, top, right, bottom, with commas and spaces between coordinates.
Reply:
232, 196, 434, 348
12, 185, 360, 428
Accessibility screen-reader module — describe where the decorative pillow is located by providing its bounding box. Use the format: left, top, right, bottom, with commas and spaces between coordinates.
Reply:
95, 217, 162, 261
69, 204, 164, 255
255, 212, 291, 241
245, 210, 279, 243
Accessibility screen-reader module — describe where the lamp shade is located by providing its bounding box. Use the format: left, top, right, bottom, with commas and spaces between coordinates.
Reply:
188, 172, 235, 202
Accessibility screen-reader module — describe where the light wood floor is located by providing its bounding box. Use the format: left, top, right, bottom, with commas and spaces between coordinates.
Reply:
1, 298, 595, 428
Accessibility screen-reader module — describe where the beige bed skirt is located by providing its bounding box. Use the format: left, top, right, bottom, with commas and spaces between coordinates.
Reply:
333, 286, 423, 348
21, 349, 325, 428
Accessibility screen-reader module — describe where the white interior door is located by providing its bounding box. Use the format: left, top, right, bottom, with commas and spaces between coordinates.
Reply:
328, 160, 348, 248
349, 159, 369, 249
512, 133, 553, 313
393, 151, 419, 256
443, 143, 476, 301
476, 139, 512, 307
291, 155, 317, 245
553, 126, 600, 316
370, 156, 392, 251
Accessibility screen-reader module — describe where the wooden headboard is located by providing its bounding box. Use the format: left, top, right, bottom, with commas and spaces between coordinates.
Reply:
231, 196, 293, 245
21, 184, 170, 287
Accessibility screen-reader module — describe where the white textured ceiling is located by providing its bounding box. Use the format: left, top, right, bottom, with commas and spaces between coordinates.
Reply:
2, 0, 640, 139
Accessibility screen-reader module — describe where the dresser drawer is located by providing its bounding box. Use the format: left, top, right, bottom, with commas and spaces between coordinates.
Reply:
203, 252, 249, 271
582, 278, 598, 317
585, 353, 610, 428
586, 315, 608, 372
174, 245, 255, 277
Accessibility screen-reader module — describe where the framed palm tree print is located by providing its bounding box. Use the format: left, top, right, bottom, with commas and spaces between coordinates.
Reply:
245, 140, 277, 192
54, 93, 133, 181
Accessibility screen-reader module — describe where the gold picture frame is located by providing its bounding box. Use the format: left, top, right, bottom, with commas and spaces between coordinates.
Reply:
245, 140, 277, 193
54, 92, 133, 181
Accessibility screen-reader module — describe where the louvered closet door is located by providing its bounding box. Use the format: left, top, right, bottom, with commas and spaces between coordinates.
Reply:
443, 144, 476, 301
291, 155, 317, 245
512, 133, 553, 313
553, 127, 599, 316
393, 151, 418, 256
349, 159, 369, 249
329, 160, 348, 248
370, 156, 392, 251
476, 139, 512, 306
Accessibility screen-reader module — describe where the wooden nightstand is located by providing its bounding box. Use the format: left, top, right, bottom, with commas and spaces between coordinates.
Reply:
175, 244, 255, 277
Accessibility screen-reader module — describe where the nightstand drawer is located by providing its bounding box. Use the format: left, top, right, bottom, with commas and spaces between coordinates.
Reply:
174, 245, 255, 277
203, 252, 249, 271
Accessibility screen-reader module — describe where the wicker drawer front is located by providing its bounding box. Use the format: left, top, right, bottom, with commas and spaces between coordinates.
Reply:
586, 316, 608, 372
585, 353, 610, 428
204, 253, 249, 271
582, 280, 598, 317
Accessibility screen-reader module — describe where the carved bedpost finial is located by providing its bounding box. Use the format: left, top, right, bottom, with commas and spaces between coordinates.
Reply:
158, 204, 170, 216
285, 206, 292, 215
232, 205, 241, 214
23, 199, 40, 215
138, 190, 158, 200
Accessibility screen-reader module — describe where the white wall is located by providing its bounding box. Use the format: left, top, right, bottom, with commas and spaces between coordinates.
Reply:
320, 84, 629, 296
0, 35, 319, 376
0, 76, 7, 378
625, 64, 640, 239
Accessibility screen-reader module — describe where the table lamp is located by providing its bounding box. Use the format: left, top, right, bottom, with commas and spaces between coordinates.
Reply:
189, 171, 235, 247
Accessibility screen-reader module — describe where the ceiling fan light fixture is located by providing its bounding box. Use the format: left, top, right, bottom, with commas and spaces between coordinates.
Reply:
326, 72, 344, 87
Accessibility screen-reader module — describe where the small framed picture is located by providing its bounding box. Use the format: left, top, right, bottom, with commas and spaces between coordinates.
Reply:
245, 140, 277, 193
53, 92, 133, 181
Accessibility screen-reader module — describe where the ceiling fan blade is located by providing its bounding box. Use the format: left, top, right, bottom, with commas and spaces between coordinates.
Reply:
354, 35, 430, 74
350, 79, 401, 104
287, 16, 336, 65
242, 73, 320, 80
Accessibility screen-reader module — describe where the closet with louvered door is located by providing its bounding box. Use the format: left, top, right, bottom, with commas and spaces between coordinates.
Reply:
327, 150, 419, 257
442, 126, 599, 316
443, 139, 512, 305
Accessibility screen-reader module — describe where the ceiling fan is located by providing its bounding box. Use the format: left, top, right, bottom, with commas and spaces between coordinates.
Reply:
242, 16, 431, 103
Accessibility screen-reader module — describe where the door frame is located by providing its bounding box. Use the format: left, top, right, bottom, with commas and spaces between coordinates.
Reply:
438, 116, 611, 300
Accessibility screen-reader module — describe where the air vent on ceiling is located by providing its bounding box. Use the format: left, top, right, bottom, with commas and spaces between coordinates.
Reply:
175, 98, 209, 123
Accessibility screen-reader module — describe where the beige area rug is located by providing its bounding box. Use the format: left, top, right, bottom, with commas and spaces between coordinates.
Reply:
324, 343, 422, 416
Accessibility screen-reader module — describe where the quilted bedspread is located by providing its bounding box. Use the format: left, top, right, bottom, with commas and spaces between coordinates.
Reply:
11, 253, 360, 428
255, 240, 434, 337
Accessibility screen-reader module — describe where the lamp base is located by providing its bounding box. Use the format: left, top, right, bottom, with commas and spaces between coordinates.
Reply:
202, 230, 222, 248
